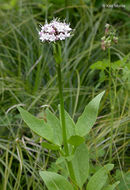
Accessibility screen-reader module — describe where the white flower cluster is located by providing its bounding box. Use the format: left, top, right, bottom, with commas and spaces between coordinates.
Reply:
39, 19, 72, 42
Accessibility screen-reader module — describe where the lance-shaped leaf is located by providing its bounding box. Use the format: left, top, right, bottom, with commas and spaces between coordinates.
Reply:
72, 143, 89, 188
18, 107, 54, 144
58, 105, 76, 140
86, 164, 114, 190
103, 181, 120, 190
45, 109, 62, 145
39, 171, 74, 190
76, 91, 105, 136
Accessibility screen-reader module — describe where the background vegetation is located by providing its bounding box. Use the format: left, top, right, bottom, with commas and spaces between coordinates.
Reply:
0, 0, 130, 189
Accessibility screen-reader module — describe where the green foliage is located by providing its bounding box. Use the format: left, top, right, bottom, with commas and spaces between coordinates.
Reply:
56, 155, 74, 165
86, 164, 114, 190
90, 54, 130, 71
68, 135, 85, 146
18, 91, 104, 147
41, 142, 60, 150
39, 171, 74, 190
90, 59, 110, 70
72, 143, 89, 188
18, 107, 53, 142
0, 0, 130, 189
18, 91, 116, 189
18, 107, 62, 145
45, 109, 62, 145
59, 105, 76, 140
102, 181, 120, 190
76, 91, 105, 136
0, 0, 18, 10
115, 170, 130, 190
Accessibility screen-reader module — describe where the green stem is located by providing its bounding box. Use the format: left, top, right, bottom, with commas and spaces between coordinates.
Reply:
56, 61, 76, 183
108, 48, 114, 163
56, 62, 69, 155
53, 44, 77, 188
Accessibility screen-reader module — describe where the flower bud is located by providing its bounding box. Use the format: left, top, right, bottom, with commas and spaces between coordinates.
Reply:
113, 36, 118, 44
101, 36, 106, 41
105, 23, 110, 29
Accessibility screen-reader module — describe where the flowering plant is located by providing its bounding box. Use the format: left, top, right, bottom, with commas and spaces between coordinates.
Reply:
18, 19, 119, 190
39, 18, 72, 42
101, 23, 118, 51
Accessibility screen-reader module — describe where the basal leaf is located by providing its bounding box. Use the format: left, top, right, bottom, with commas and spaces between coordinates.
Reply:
72, 143, 89, 188
76, 91, 105, 136
86, 164, 114, 190
39, 171, 74, 190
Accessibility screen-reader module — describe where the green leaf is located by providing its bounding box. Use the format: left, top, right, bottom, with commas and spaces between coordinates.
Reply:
103, 181, 120, 190
45, 109, 62, 145
55, 157, 65, 165
58, 105, 76, 140
68, 135, 85, 146
56, 155, 74, 164
99, 70, 107, 83
18, 107, 53, 143
41, 142, 60, 150
39, 171, 74, 190
76, 91, 105, 136
117, 171, 130, 190
72, 143, 89, 188
86, 164, 114, 190
90, 60, 109, 70
112, 54, 130, 70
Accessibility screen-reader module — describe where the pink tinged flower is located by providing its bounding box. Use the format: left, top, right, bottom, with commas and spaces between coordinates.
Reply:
113, 37, 118, 44
101, 42, 106, 51
105, 28, 109, 34
39, 18, 72, 42
57, 33, 66, 40
65, 32, 71, 37
105, 23, 110, 29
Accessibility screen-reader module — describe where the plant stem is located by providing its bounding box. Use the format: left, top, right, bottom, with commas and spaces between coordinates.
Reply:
56, 61, 76, 182
108, 48, 114, 163
54, 44, 77, 187
56, 62, 69, 155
